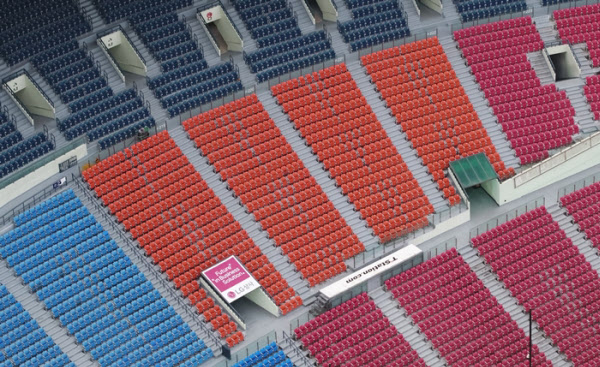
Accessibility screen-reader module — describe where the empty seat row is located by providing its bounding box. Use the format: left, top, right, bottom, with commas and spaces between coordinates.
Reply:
363, 37, 513, 203
232, 342, 293, 367
553, 4, 600, 67
338, 1, 410, 52
294, 292, 425, 367
455, 16, 578, 167
0, 0, 90, 65
183, 94, 362, 286
84, 131, 300, 340
94, 0, 191, 24
472, 206, 600, 366
272, 63, 433, 243
561, 181, 600, 248
234, 0, 336, 83
32, 42, 152, 147
0, 131, 54, 179
0, 188, 214, 366
132, 12, 242, 117
385, 248, 552, 366
584, 75, 600, 120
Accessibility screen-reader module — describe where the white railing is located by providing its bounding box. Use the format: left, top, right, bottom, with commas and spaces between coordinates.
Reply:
513, 131, 600, 188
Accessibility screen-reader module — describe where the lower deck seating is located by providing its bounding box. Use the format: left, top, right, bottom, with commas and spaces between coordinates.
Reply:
294, 292, 425, 366
362, 37, 514, 197
584, 75, 600, 120
455, 16, 578, 166
132, 13, 242, 117
183, 94, 363, 286
0, 284, 74, 367
232, 342, 293, 367
235, 0, 336, 83
386, 248, 551, 366
338, 0, 410, 52
272, 63, 434, 243
554, 4, 600, 67
560, 181, 600, 248
83, 131, 301, 333
0, 189, 214, 366
31, 42, 155, 146
472, 206, 600, 366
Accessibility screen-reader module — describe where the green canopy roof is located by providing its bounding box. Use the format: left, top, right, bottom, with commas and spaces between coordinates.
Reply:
449, 153, 498, 189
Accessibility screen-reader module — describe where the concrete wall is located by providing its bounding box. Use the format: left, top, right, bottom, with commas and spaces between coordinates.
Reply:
0, 143, 88, 208
483, 133, 600, 205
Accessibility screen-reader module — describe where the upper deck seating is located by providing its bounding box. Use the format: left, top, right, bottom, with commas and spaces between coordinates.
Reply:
362, 37, 514, 195
31, 42, 155, 148
183, 94, 364, 286
385, 248, 552, 366
93, 0, 192, 23
453, 0, 527, 22
235, 0, 336, 83
272, 63, 434, 243
0, 106, 54, 179
472, 206, 600, 366
560, 181, 600, 248
0, 0, 89, 65
0, 189, 214, 366
294, 292, 425, 367
338, 0, 410, 52
131, 13, 242, 117
455, 17, 578, 166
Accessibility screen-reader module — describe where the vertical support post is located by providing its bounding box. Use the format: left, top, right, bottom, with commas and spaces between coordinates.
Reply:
529, 311, 532, 367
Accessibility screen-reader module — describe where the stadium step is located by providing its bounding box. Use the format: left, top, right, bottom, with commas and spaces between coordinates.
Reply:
440, 36, 521, 171
257, 90, 381, 256
562, 81, 598, 133
72, 181, 225, 357
79, 0, 106, 30
551, 204, 600, 275
369, 287, 447, 367
122, 27, 162, 79
88, 44, 127, 95
458, 245, 573, 366
347, 61, 449, 213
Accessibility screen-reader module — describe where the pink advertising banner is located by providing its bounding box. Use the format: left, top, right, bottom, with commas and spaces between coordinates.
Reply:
202, 256, 259, 302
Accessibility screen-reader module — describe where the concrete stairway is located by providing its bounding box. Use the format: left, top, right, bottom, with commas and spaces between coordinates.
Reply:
256, 90, 380, 256
346, 62, 449, 213
440, 36, 521, 170
550, 204, 600, 275
168, 125, 312, 296
370, 287, 446, 367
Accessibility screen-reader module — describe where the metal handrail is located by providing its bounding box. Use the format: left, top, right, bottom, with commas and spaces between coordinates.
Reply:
2, 82, 34, 121
281, 331, 313, 366
0, 177, 69, 227
72, 174, 224, 353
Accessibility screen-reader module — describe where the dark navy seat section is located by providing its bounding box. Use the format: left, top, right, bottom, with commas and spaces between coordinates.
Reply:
31, 42, 155, 148
131, 12, 242, 117
338, 0, 410, 52
235, 0, 336, 83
